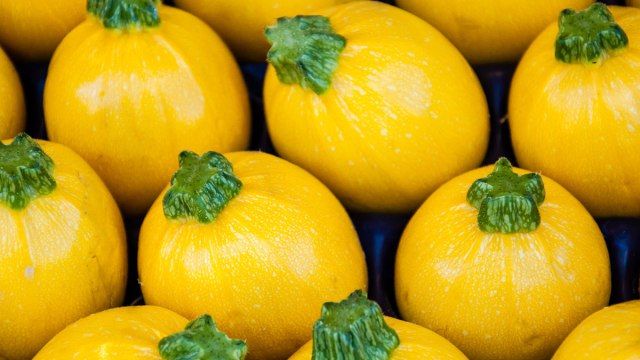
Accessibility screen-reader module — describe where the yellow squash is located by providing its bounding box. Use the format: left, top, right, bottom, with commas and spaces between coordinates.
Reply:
45, 0, 250, 216
290, 291, 469, 360
552, 300, 640, 359
510, 4, 640, 217
138, 151, 367, 360
0, 134, 127, 360
395, 158, 611, 360
174, 0, 366, 62
0, 0, 85, 61
0, 47, 24, 139
34, 306, 248, 360
264, 1, 489, 213
396, 0, 594, 64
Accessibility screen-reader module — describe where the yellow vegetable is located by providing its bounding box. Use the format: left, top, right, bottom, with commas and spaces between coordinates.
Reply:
44, 0, 250, 216
290, 291, 469, 360
510, 4, 640, 217
0, 0, 85, 60
395, 158, 611, 360
396, 0, 594, 64
34, 306, 248, 359
264, 1, 488, 213
552, 300, 640, 359
138, 151, 367, 360
174, 0, 366, 62
0, 134, 127, 360
0, 47, 24, 139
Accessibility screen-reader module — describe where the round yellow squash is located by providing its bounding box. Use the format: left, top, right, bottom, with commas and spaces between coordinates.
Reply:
290, 291, 469, 360
552, 300, 640, 359
0, 134, 127, 360
44, 0, 250, 216
0, 0, 85, 61
138, 151, 367, 360
34, 306, 248, 360
174, 0, 366, 62
510, 4, 640, 217
264, 1, 489, 213
0, 47, 24, 139
396, 0, 594, 65
395, 158, 611, 360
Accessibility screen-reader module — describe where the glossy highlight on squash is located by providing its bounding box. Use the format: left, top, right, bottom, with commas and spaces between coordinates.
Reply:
0, 47, 25, 139
0, 136, 127, 360
396, 161, 610, 360
510, 5, 640, 217
0, 0, 86, 60
139, 151, 367, 360
264, 1, 489, 213
174, 0, 366, 61
44, 0, 250, 216
396, 0, 594, 64
33, 306, 187, 359
552, 300, 640, 359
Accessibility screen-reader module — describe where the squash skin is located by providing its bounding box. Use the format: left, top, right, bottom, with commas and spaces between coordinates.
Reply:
33, 306, 187, 359
396, 0, 594, 65
264, 2, 489, 213
138, 152, 368, 360
509, 6, 640, 218
552, 300, 640, 359
0, 140, 127, 360
289, 317, 468, 360
0, 0, 86, 61
0, 48, 24, 139
44, 5, 251, 216
174, 0, 365, 62
395, 165, 611, 360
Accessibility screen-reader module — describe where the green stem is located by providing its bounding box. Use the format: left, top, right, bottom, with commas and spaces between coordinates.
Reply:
265, 16, 346, 95
467, 158, 545, 234
312, 290, 399, 360
0, 133, 56, 210
88, 0, 160, 29
556, 3, 628, 64
159, 314, 247, 360
163, 151, 242, 224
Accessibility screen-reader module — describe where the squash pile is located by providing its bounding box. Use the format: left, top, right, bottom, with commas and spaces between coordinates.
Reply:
1, 1, 639, 359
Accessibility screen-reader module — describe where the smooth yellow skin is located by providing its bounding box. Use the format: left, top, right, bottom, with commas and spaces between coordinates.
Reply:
139, 152, 368, 360
174, 0, 365, 62
0, 140, 127, 360
264, 2, 489, 213
34, 306, 187, 359
290, 317, 469, 360
396, 165, 611, 360
0, 0, 86, 61
510, 7, 640, 218
0, 47, 24, 139
553, 301, 640, 359
45, 5, 250, 216
397, 0, 594, 64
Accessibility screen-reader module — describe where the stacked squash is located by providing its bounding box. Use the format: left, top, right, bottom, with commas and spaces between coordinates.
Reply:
1, 1, 639, 360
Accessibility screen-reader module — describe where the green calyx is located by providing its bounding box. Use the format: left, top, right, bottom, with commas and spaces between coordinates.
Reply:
265, 15, 346, 95
88, 0, 160, 29
159, 314, 247, 360
312, 290, 399, 360
467, 158, 545, 234
163, 151, 242, 224
0, 133, 56, 210
556, 3, 628, 64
